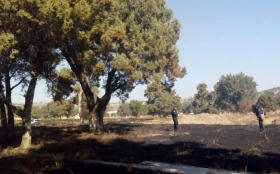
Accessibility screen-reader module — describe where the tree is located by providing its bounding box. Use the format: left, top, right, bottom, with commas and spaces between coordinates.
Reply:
117, 103, 132, 117
214, 73, 258, 113
31, 106, 49, 119
191, 84, 218, 114
53, 0, 186, 132
274, 92, 280, 110
146, 89, 181, 117
0, 77, 8, 136
258, 91, 275, 112
31, 100, 75, 119
181, 97, 194, 114
47, 100, 75, 119
0, 0, 64, 148
1, 0, 186, 135
0, 27, 29, 135
192, 83, 209, 114
129, 100, 145, 117
71, 83, 100, 120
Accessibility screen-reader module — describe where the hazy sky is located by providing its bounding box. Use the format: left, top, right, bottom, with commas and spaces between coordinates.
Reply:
11, 0, 280, 103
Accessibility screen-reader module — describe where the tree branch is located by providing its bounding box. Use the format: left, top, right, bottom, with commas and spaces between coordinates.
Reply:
11, 76, 27, 90
105, 70, 116, 94
0, 93, 23, 118
62, 48, 96, 108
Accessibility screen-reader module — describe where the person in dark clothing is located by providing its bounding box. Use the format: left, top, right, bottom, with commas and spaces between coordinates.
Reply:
255, 102, 265, 133
171, 106, 179, 132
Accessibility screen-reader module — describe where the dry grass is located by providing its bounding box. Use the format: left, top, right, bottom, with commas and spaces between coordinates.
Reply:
1, 111, 280, 173
0, 143, 44, 158
77, 132, 120, 144
104, 111, 280, 126
248, 143, 261, 156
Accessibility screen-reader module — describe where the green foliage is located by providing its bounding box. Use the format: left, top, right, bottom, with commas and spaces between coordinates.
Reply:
191, 83, 217, 114
49, 67, 76, 101
203, 105, 219, 114
274, 93, 280, 110
0, 0, 66, 128
31, 106, 48, 119
0, 0, 186, 132
47, 100, 75, 118
0, 32, 18, 58
129, 100, 146, 117
181, 97, 194, 114
54, 0, 186, 100
258, 91, 275, 111
214, 73, 258, 113
117, 103, 132, 116
31, 100, 75, 119
146, 89, 181, 117
257, 91, 280, 111
192, 83, 209, 114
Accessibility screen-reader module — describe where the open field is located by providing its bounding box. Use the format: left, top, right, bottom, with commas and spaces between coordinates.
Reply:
1, 113, 280, 174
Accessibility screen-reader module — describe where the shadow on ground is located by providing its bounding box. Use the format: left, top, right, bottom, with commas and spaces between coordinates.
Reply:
0, 122, 280, 174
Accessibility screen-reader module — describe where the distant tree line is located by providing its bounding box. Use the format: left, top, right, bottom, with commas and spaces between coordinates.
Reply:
31, 100, 75, 119
117, 72, 280, 117
182, 72, 280, 114
31, 72, 280, 120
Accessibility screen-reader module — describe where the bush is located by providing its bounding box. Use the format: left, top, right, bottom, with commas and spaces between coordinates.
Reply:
204, 105, 219, 114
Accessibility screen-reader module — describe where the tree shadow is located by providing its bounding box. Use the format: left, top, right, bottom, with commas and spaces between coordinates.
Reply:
104, 122, 142, 135
1, 123, 280, 174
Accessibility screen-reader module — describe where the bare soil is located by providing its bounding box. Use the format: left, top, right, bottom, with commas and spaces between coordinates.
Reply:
0, 113, 280, 174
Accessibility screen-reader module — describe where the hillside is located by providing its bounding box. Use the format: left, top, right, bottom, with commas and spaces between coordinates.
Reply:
260, 86, 280, 94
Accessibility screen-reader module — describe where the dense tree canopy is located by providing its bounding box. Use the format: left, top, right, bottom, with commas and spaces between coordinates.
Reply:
192, 83, 218, 114
0, 0, 186, 136
31, 100, 75, 119
0, 0, 66, 147
257, 91, 280, 111
117, 103, 132, 117
129, 100, 146, 117
274, 93, 280, 110
146, 89, 181, 117
214, 73, 258, 113
53, 0, 186, 131
258, 91, 275, 112
181, 97, 193, 114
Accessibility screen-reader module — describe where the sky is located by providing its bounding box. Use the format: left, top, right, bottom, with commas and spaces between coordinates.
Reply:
11, 0, 280, 104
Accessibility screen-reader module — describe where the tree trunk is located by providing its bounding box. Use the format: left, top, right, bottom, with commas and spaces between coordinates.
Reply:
5, 76, 15, 133
64, 51, 115, 134
0, 78, 8, 136
0, 102, 8, 137
78, 89, 83, 118
7, 107, 14, 133
20, 71, 38, 149
64, 53, 98, 131
89, 95, 111, 134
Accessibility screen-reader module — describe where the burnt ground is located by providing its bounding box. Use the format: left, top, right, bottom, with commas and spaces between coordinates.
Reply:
0, 118, 280, 174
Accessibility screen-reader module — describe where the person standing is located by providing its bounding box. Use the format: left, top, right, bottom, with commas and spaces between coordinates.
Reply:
171, 106, 179, 132
255, 102, 265, 133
